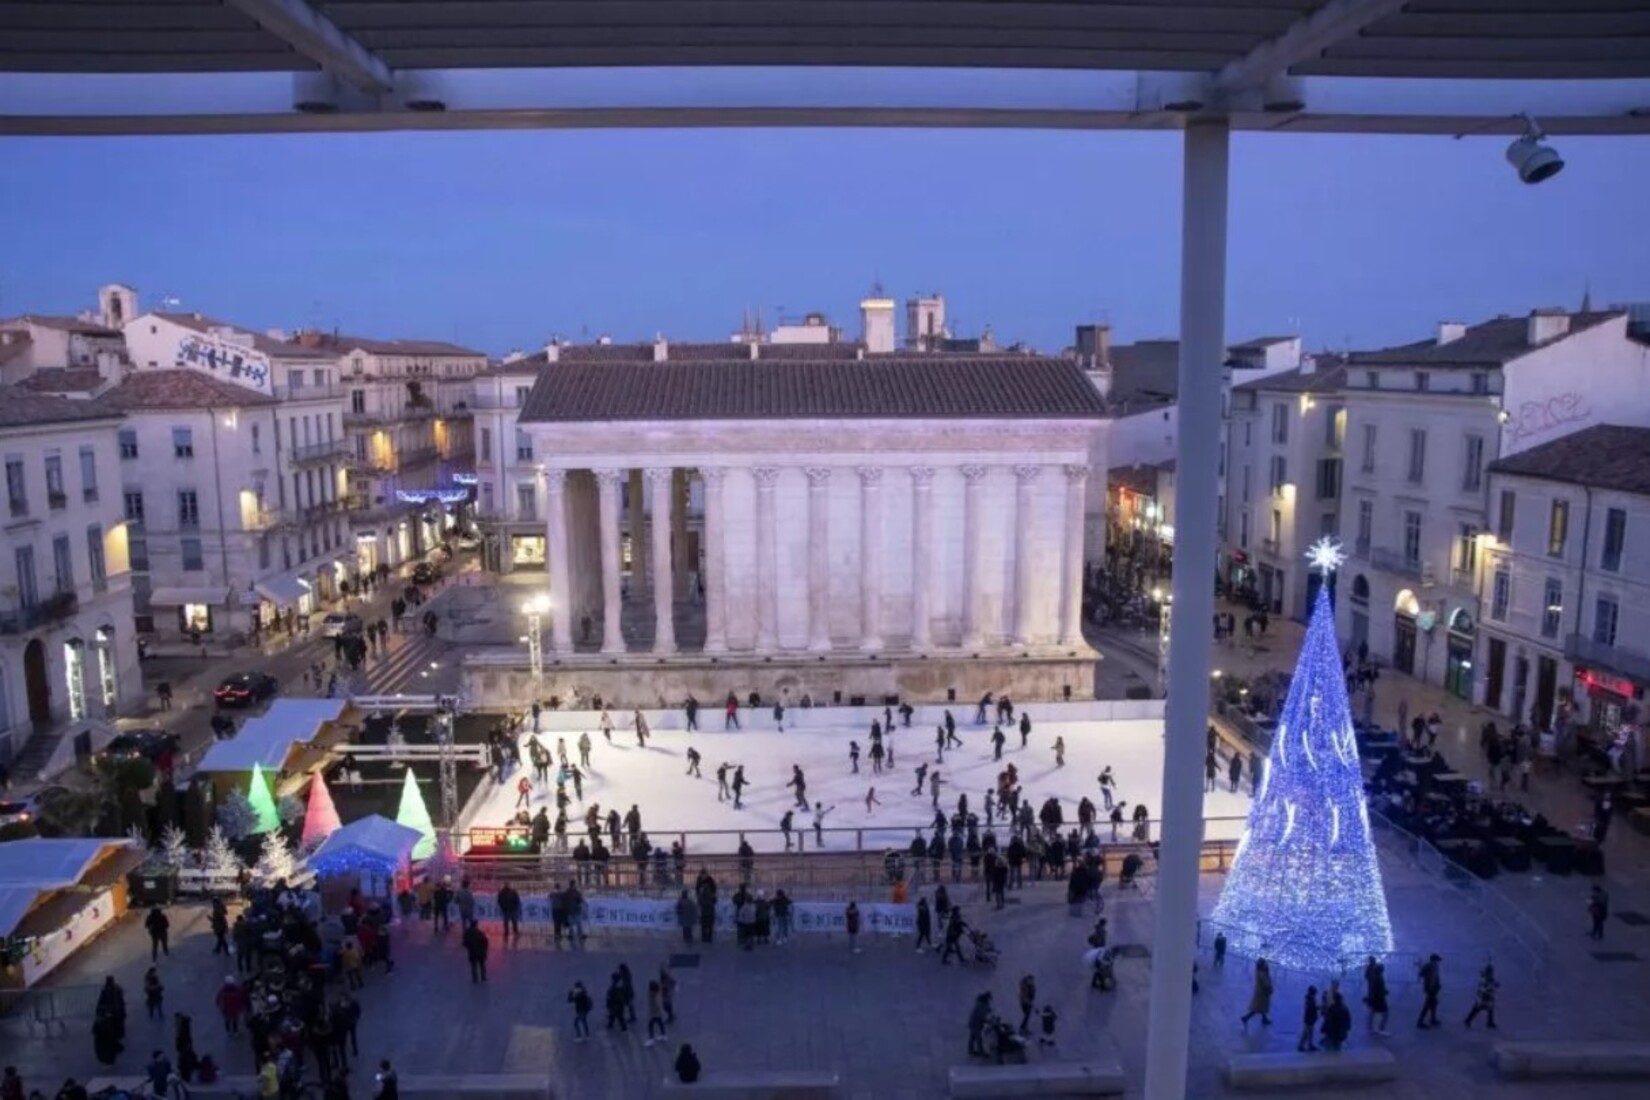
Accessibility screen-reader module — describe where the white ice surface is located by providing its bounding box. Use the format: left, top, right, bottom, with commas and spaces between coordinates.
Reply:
470, 712, 1254, 853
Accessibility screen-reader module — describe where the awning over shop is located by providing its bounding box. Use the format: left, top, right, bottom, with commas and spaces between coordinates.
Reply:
0, 838, 142, 936
254, 573, 311, 605
149, 586, 231, 606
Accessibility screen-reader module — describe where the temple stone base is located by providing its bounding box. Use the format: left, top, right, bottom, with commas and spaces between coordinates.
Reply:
461, 647, 1100, 711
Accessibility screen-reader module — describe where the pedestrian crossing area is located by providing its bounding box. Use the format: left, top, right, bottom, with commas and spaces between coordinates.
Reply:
351, 634, 456, 696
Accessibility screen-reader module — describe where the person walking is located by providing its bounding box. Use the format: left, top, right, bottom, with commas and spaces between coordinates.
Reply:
1240, 958, 1273, 1031
1017, 974, 1037, 1035
1322, 992, 1352, 1051
145, 906, 171, 961
967, 992, 993, 1058
845, 901, 862, 954
143, 967, 164, 1021
1228, 753, 1243, 793
1416, 954, 1443, 1029
914, 896, 933, 953
1588, 885, 1610, 939
567, 982, 593, 1042
1205, 749, 1218, 793
1463, 965, 1498, 1029
498, 884, 522, 945
1297, 986, 1320, 1052
604, 973, 629, 1033
1213, 932, 1227, 968
659, 963, 678, 1024
462, 920, 489, 983
645, 981, 669, 1046
208, 898, 230, 956
1363, 957, 1390, 1034
772, 888, 794, 945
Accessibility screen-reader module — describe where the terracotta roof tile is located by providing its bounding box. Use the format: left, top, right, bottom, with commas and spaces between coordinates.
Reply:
1487, 424, 1650, 496
557, 343, 655, 364
520, 356, 1106, 423
1232, 360, 1347, 395
18, 368, 108, 393
0, 385, 124, 429
758, 342, 865, 360
0, 313, 120, 337
102, 369, 277, 410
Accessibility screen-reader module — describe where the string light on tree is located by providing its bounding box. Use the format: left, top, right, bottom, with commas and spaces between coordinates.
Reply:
1209, 537, 1393, 972
247, 763, 281, 835
301, 772, 342, 850
395, 769, 437, 860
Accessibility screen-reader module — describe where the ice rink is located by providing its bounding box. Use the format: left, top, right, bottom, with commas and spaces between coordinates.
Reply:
466, 707, 1255, 853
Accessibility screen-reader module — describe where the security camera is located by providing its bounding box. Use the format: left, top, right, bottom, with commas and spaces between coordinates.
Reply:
1506, 115, 1564, 184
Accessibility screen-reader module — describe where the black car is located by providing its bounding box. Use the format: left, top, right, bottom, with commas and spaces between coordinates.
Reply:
215, 671, 279, 708
95, 729, 180, 766
411, 562, 438, 585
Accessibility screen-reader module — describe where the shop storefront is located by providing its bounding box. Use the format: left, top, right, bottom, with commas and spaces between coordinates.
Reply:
254, 573, 314, 627
1574, 667, 1643, 733
511, 533, 546, 570
149, 586, 231, 639
1444, 608, 1476, 700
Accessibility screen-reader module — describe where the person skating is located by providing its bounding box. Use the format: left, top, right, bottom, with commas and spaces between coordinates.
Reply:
732, 766, 749, 809
1098, 766, 1116, 810
1053, 736, 1065, 767
848, 741, 861, 773
1416, 954, 1443, 1028
462, 920, 489, 983
145, 905, 171, 960
1363, 957, 1389, 1034
567, 982, 593, 1042
1239, 958, 1273, 1030
684, 695, 699, 733
864, 788, 880, 814
991, 726, 1006, 761
935, 725, 946, 764
869, 738, 885, 775
772, 699, 785, 733
598, 706, 614, 744
724, 692, 741, 730
685, 747, 702, 778
912, 762, 928, 796
914, 896, 933, 953
716, 762, 730, 802
1018, 712, 1031, 749
1297, 986, 1320, 1051
787, 765, 808, 810
813, 802, 834, 847
930, 769, 944, 810
780, 810, 795, 851
1463, 964, 1498, 1029
577, 731, 592, 769
515, 774, 533, 809
634, 707, 650, 747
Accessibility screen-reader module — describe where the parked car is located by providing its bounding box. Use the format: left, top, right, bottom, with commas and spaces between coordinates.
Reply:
215, 671, 279, 708
0, 796, 40, 830
321, 613, 364, 638
94, 729, 180, 767
411, 562, 438, 585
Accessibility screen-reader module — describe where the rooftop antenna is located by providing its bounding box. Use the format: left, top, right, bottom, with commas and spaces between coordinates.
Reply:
1580, 281, 1593, 312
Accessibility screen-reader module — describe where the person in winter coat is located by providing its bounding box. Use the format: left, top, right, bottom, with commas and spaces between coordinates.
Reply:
618, 963, 638, 1024
143, 967, 164, 1020
1321, 992, 1353, 1050
967, 992, 993, 1057
772, 889, 794, 944
914, 896, 933, 953
1017, 974, 1037, 1035
461, 921, 489, 983
1362, 957, 1390, 1034
1297, 987, 1320, 1052
497, 884, 522, 945
604, 973, 628, 1032
1463, 964, 1498, 1029
216, 977, 247, 1036
675, 890, 698, 945
845, 902, 862, 954
567, 982, 593, 1042
209, 898, 230, 955
1416, 954, 1443, 1029
145, 906, 171, 960
645, 981, 669, 1044
1240, 958, 1273, 1030
674, 1043, 702, 1083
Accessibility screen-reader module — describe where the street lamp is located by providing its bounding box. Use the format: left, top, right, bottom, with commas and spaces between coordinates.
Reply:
523, 593, 551, 685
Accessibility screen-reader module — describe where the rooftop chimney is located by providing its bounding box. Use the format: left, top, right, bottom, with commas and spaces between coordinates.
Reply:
1437, 322, 1467, 345
1528, 308, 1570, 346
544, 341, 560, 363
654, 334, 668, 362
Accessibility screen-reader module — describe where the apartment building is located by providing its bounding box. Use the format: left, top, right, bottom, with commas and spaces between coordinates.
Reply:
1223, 356, 1347, 619
1478, 425, 1650, 744
472, 353, 548, 573
0, 284, 131, 384
1336, 308, 1650, 700
0, 388, 139, 763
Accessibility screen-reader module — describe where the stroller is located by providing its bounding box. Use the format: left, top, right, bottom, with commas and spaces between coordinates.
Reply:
985, 1013, 1029, 1064
968, 929, 1000, 967
1086, 945, 1117, 990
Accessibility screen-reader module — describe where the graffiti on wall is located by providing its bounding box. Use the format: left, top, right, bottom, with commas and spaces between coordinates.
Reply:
1505, 392, 1591, 445
174, 334, 271, 392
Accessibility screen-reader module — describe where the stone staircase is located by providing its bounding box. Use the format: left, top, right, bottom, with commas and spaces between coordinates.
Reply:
6, 718, 118, 784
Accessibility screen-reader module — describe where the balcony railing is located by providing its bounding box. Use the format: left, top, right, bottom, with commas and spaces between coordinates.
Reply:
1260, 537, 1279, 555
343, 408, 383, 426
47, 491, 67, 510
344, 453, 393, 473
398, 444, 439, 467
1369, 546, 1422, 580
290, 438, 351, 464
244, 508, 283, 531
0, 590, 79, 635
1565, 634, 1650, 685
402, 402, 438, 421
8, 496, 28, 519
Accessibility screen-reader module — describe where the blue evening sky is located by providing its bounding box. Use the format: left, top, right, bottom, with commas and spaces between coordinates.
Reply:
1, 128, 1645, 356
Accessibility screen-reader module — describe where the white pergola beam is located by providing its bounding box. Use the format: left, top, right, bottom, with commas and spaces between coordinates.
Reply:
225, 0, 394, 93
1216, 0, 1410, 94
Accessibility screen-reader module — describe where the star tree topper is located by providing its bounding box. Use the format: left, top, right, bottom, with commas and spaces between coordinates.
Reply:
1305, 536, 1346, 577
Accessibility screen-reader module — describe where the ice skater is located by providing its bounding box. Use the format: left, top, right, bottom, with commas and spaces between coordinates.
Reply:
1053, 737, 1065, 767
685, 747, 702, 778
936, 726, 947, 763
944, 711, 961, 748
991, 726, 1007, 761
1098, 766, 1115, 810
578, 731, 592, 769
1019, 712, 1031, 749
869, 739, 885, 775
716, 762, 730, 802
780, 810, 795, 852
848, 741, 860, 773
599, 706, 614, 744
864, 788, 880, 814
634, 708, 651, 748
732, 766, 749, 809
930, 769, 945, 810
788, 765, 809, 810
912, 762, 929, 796
813, 802, 834, 847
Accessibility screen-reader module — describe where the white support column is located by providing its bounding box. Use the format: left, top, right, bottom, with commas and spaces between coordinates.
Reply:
702, 467, 728, 654
1012, 464, 1042, 645
857, 465, 885, 652
672, 469, 691, 594
646, 467, 676, 654
909, 466, 936, 651
753, 466, 781, 652
805, 467, 833, 652
593, 467, 626, 656
1145, 116, 1230, 1100
1059, 464, 1089, 647
544, 468, 573, 653
960, 464, 988, 649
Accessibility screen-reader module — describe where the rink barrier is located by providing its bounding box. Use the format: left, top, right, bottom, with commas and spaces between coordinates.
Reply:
471, 893, 914, 935
86, 1076, 550, 1099
504, 698, 1166, 734
949, 1061, 1126, 1097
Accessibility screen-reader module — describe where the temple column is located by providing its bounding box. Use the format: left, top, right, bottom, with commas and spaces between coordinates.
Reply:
628, 469, 649, 594
857, 465, 884, 652
646, 467, 677, 654
960, 464, 988, 649
754, 466, 780, 652
544, 468, 573, 652
805, 467, 833, 652
673, 469, 691, 594
1012, 464, 1043, 646
909, 466, 935, 651
702, 467, 728, 654
594, 468, 625, 655
1060, 464, 1089, 646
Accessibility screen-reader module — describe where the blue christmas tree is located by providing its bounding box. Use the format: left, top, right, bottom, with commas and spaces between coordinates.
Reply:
1210, 538, 1393, 972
